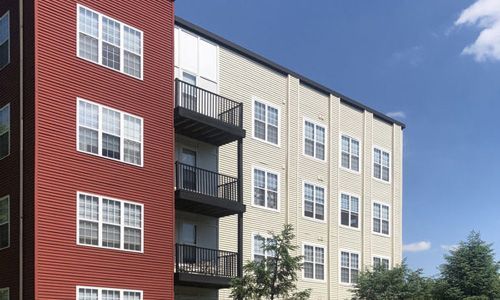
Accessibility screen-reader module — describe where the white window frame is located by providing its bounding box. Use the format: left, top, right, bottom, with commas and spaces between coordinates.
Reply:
303, 118, 327, 161
373, 146, 391, 183
76, 4, 144, 80
302, 243, 326, 282
339, 249, 360, 285
339, 192, 361, 231
0, 11, 10, 71
76, 98, 144, 167
340, 133, 361, 173
251, 166, 280, 212
251, 233, 275, 262
0, 103, 10, 160
252, 97, 280, 147
76, 192, 144, 253
76, 286, 142, 300
372, 201, 391, 237
0, 288, 9, 300
302, 181, 326, 223
0, 195, 9, 251
372, 255, 391, 270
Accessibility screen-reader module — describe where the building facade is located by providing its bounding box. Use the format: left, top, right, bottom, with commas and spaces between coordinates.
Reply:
0, 1, 175, 299
175, 18, 404, 300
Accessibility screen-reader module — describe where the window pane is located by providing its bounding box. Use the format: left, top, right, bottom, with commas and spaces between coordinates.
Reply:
341, 252, 349, 267
254, 188, 265, 206
341, 152, 350, 169
79, 7, 98, 37
124, 140, 141, 165
267, 191, 278, 209
267, 107, 278, 126
102, 290, 120, 300
124, 51, 141, 78
304, 139, 314, 156
79, 127, 98, 154
374, 149, 381, 164
351, 198, 359, 213
374, 164, 381, 179
304, 184, 314, 201
103, 199, 121, 224
78, 288, 98, 300
315, 203, 324, 220
78, 101, 98, 129
102, 42, 120, 70
341, 136, 350, 152
352, 140, 359, 156
382, 152, 390, 167
124, 227, 142, 251
341, 194, 349, 210
341, 267, 350, 283
79, 220, 98, 246
0, 13, 9, 44
124, 203, 142, 228
304, 201, 314, 218
315, 187, 324, 204
124, 26, 142, 54
351, 269, 359, 284
124, 292, 141, 300
102, 108, 120, 135
316, 143, 325, 160
373, 203, 381, 218
102, 224, 120, 248
79, 33, 98, 62
304, 245, 314, 261
382, 220, 389, 235
254, 102, 265, 121
254, 120, 266, 140
267, 125, 278, 144
267, 173, 278, 192
102, 17, 120, 45
351, 253, 359, 269
382, 167, 390, 181
253, 235, 265, 256
254, 169, 265, 188
382, 205, 389, 220
374, 219, 381, 233
341, 210, 349, 226
304, 262, 314, 279
124, 115, 141, 141
351, 156, 359, 172
351, 213, 359, 228
316, 126, 325, 144
79, 194, 99, 221
304, 122, 314, 140
102, 133, 120, 159
315, 264, 324, 280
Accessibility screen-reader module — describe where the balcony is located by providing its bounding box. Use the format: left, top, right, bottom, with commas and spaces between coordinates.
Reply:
174, 79, 246, 146
175, 244, 238, 288
175, 162, 245, 217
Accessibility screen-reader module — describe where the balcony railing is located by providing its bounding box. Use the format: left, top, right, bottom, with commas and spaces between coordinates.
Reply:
175, 162, 239, 202
175, 79, 243, 128
175, 244, 238, 278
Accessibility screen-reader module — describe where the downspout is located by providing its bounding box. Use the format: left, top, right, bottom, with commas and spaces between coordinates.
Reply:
18, 0, 24, 299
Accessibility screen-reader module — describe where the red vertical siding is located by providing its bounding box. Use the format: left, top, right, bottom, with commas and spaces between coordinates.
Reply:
34, 1, 175, 299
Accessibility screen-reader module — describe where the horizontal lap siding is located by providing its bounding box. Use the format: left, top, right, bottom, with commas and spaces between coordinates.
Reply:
35, 1, 174, 299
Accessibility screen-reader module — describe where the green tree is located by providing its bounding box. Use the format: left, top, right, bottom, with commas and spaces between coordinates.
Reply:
230, 224, 311, 300
433, 231, 500, 299
351, 262, 433, 300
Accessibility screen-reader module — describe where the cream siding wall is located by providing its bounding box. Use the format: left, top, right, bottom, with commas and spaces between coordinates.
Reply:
212, 37, 403, 300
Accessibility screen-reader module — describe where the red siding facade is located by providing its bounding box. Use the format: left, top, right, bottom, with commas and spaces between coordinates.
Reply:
0, 0, 175, 299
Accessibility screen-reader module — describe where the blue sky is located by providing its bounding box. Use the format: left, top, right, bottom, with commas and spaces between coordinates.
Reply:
176, 0, 500, 276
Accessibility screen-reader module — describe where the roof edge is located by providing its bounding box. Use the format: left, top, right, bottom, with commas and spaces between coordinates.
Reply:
175, 16, 406, 129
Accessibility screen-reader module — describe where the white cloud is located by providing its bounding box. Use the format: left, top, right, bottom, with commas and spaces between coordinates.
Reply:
386, 111, 406, 119
455, 0, 500, 62
441, 244, 459, 252
403, 241, 431, 253
389, 46, 424, 66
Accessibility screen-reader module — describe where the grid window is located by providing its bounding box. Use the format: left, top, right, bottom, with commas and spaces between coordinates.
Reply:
253, 168, 279, 210
303, 245, 325, 280
0, 11, 10, 69
77, 5, 143, 79
373, 202, 390, 236
304, 120, 326, 160
252, 234, 275, 262
374, 148, 390, 182
373, 257, 390, 270
77, 99, 143, 166
303, 183, 325, 221
340, 193, 359, 229
341, 135, 360, 172
0, 104, 9, 159
77, 193, 143, 252
340, 251, 359, 284
253, 100, 279, 145
77, 287, 142, 300
0, 196, 9, 250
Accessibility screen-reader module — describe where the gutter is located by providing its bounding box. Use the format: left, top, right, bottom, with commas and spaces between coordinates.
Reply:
19, 0, 24, 298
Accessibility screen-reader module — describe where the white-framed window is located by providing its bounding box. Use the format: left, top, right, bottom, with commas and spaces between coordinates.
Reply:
77, 192, 143, 252
252, 233, 275, 262
0, 288, 8, 300
340, 193, 359, 229
340, 250, 359, 284
303, 244, 325, 281
304, 119, 326, 161
77, 5, 143, 79
303, 182, 325, 221
0, 103, 9, 160
253, 98, 279, 145
341, 135, 360, 172
77, 286, 142, 300
373, 147, 390, 182
252, 167, 279, 211
0, 195, 9, 250
0, 11, 9, 70
373, 256, 390, 270
373, 202, 390, 236
77, 98, 143, 167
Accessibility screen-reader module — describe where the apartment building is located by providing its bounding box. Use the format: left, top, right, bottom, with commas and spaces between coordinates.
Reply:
0, 1, 175, 299
175, 18, 404, 300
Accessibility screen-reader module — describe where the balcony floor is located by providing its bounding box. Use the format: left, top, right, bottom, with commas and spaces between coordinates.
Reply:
175, 189, 246, 218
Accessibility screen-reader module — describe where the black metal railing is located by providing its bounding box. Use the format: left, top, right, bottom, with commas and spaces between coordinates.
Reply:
175, 79, 243, 128
175, 162, 239, 202
175, 244, 238, 278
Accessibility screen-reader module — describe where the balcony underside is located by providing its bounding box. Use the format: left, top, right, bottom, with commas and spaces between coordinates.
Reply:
174, 272, 232, 289
174, 107, 246, 146
175, 189, 245, 218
